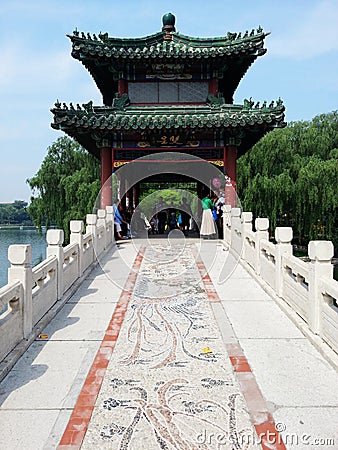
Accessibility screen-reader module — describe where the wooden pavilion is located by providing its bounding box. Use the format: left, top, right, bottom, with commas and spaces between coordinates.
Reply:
51, 13, 286, 207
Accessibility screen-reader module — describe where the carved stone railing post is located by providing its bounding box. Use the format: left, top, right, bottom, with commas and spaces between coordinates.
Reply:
97, 209, 107, 251
241, 212, 253, 261
242, 212, 253, 232
275, 227, 293, 297
46, 230, 64, 300
308, 241, 334, 334
230, 208, 242, 256
255, 218, 269, 275
86, 214, 98, 257
70, 220, 84, 276
8, 245, 32, 338
106, 205, 114, 245
223, 204, 232, 246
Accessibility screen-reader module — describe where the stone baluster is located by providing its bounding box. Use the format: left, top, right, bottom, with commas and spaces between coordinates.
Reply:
308, 241, 334, 334
275, 227, 293, 297
106, 205, 114, 245
97, 209, 107, 252
8, 245, 32, 338
86, 214, 98, 258
241, 212, 253, 262
70, 220, 84, 277
242, 212, 253, 233
255, 218, 269, 275
46, 230, 64, 300
230, 208, 242, 256
223, 204, 232, 246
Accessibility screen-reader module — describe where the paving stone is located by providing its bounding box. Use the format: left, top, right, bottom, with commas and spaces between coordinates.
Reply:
0, 341, 99, 409
240, 338, 338, 407
223, 301, 305, 339
43, 303, 118, 341
0, 410, 61, 450
68, 281, 121, 304
216, 277, 272, 301
273, 407, 338, 450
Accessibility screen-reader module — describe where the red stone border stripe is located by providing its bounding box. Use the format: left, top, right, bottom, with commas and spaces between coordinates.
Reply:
194, 250, 221, 302
196, 247, 286, 450
58, 247, 145, 449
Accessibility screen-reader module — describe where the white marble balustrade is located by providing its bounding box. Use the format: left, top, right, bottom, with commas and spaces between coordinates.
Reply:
0, 209, 114, 379
223, 205, 338, 356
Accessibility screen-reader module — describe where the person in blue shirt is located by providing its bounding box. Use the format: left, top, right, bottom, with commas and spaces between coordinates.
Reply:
113, 199, 128, 240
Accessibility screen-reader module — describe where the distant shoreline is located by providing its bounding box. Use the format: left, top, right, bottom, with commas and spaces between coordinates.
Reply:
0, 225, 39, 230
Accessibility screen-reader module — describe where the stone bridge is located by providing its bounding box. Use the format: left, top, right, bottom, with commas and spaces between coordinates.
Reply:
0, 207, 337, 449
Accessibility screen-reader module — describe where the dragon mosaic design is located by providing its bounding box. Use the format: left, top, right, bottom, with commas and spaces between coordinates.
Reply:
81, 243, 258, 449
98, 378, 253, 450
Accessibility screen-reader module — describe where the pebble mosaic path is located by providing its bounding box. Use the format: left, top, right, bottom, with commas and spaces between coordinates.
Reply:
59, 241, 285, 449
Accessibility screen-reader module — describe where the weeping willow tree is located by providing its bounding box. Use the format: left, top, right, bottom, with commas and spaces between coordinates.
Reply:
27, 136, 100, 242
237, 111, 338, 249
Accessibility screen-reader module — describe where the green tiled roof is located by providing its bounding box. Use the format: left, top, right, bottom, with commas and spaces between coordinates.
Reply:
69, 27, 267, 60
52, 100, 284, 131
51, 98, 286, 158
52, 14, 286, 164
67, 20, 269, 105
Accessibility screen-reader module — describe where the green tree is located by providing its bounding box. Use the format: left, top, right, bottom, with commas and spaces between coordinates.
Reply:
12, 200, 31, 224
27, 137, 100, 242
138, 189, 182, 219
0, 204, 16, 224
237, 111, 338, 249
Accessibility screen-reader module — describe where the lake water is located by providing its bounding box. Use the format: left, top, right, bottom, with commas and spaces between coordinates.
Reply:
0, 228, 47, 288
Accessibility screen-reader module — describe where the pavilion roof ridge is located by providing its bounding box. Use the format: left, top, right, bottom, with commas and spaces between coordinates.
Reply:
51, 106, 286, 142
51, 97, 285, 117
67, 25, 268, 50
68, 38, 267, 61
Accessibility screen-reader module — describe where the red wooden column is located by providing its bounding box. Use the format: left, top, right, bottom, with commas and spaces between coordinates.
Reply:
223, 146, 227, 175
100, 147, 112, 208
225, 144, 237, 207
121, 179, 127, 210
127, 188, 133, 208
196, 181, 204, 227
133, 183, 140, 208
118, 79, 128, 96
208, 78, 218, 96
125, 179, 133, 209
132, 184, 141, 208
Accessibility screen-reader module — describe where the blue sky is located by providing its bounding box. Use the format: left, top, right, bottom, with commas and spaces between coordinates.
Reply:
0, 0, 337, 202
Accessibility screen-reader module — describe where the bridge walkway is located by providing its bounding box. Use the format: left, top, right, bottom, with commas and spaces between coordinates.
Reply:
0, 239, 337, 450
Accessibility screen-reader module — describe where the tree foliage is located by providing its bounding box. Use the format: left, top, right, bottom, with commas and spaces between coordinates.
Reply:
27, 137, 100, 242
138, 183, 199, 220
139, 189, 187, 219
0, 201, 31, 225
237, 111, 338, 249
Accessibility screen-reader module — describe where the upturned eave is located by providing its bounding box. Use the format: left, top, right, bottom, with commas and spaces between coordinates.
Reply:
51, 98, 286, 159
67, 26, 268, 105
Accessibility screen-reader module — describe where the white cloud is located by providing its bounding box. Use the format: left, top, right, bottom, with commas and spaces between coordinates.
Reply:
268, 0, 338, 58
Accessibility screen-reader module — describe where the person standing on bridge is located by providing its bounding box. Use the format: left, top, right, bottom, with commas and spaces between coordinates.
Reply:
113, 199, 128, 240
155, 196, 168, 234
179, 197, 192, 236
214, 189, 225, 239
200, 193, 216, 238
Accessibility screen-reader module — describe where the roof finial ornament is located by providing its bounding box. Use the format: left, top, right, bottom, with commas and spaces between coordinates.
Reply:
162, 13, 176, 33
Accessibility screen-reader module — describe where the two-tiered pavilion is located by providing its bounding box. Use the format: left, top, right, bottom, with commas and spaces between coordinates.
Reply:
51, 13, 286, 207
